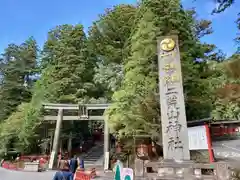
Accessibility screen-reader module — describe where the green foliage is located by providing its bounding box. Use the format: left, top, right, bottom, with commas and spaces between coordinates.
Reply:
0, 103, 30, 154
89, 5, 137, 99
94, 63, 123, 97
236, 14, 240, 51
0, 24, 98, 152
41, 24, 96, 103
106, 0, 220, 140
0, 64, 50, 152
0, 0, 239, 154
211, 0, 235, 14
106, 9, 160, 138
18, 24, 98, 151
143, 0, 220, 120
17, 76, 46, 151
0, 38, 38, 122
211, 55, 240, 120
88, 4, 137, 65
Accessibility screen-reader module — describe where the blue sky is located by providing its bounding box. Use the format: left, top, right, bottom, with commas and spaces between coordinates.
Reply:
0, 0, 239, 57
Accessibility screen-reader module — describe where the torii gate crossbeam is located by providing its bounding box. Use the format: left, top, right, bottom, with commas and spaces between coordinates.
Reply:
42, 103, 110, 170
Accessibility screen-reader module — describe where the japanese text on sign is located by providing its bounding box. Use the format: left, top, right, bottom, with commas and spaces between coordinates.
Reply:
158, 36, 190, 160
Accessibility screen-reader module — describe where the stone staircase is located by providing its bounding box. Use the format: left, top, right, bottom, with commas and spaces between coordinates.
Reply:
82, 142, 104, 167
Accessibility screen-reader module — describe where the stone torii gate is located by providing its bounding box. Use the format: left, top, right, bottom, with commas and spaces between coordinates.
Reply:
42, 103, 110, 170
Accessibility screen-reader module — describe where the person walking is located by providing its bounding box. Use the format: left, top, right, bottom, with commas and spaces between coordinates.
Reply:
52, 156, 73, 180
69, 155, 78, 174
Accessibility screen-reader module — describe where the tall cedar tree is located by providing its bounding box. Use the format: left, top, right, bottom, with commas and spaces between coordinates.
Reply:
16, 24, 96, 151
143, 0, 220, 120
106, 10, 160, 138
0, 38, 38, 122
89, 4, 137, 99
106, 0, 217, 139
41, 24, 96, 103
88, 4, 137, 65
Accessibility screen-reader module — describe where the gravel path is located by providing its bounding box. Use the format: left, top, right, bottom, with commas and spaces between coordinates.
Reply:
0, 168, 55, 180
0, 168, 114, 180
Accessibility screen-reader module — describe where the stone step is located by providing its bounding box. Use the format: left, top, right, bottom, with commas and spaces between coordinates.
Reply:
81, 143, 104, 167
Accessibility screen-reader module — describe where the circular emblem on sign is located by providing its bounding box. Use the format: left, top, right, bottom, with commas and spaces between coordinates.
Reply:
160, 38, 175, 52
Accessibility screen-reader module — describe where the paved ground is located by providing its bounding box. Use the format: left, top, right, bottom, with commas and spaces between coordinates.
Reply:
0, 168, 115, 180
213, 139, 240, 161
2, 139, 240, 180
0, 143, 106, 180
0, 168, 56, 180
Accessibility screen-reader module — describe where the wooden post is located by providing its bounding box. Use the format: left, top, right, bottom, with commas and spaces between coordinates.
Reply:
104, 120, 110, 171
157, 36, 190, 160
49, 108, 63, 169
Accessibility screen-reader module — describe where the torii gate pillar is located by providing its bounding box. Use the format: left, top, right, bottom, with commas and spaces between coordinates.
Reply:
49, 108, 63, 169
104, 120, 110, 171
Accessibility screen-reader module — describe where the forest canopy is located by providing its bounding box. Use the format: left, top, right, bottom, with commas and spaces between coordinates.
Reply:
0, 0, 239, 153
